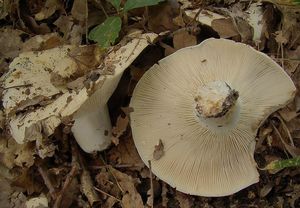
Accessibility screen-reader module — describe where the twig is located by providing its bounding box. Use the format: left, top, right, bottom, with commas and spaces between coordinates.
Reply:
187, 0, 203, 26
280, 42, 284, 68
275, 114, 295, 146
148, 160, 154, 208
89, 163, 145, 169
53, 164, 79, 208
108, 166, 124, 193
85, 0, 89, 44
98, 0, 108, 18
3, 84, 33, 90
94, 186, 122, 202
271, 122, 290, 158
38, 166, 56, 199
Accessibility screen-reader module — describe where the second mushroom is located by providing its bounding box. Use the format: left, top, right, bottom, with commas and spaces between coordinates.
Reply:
130, 38, 296, 196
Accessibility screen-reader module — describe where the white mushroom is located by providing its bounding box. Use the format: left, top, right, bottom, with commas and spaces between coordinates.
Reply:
130, 38, 296, 196
2, 32, 157, 153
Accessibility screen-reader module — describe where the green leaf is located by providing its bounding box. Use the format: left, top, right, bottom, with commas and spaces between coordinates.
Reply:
264, 156, 300, 170
108, 0, 121, 11
124, 0, 165, 12
88, 16, 122, 48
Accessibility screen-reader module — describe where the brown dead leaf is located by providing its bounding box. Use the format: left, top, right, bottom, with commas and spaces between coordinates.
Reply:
279, 6, 300, 48
35, 137, 57, 159
9, 192, 27, 208
275, 30, 288, 45
14, 142, 36, 168
259, 183, 274, 198
111, 114, 129, 146
234, 17, 254, 43
22, 33, 63, 52
161, 182, 168, 207
211, 18, 239, 38
109, 167, 143, 208
35, 0, 62, 21
81, 169, 100, 206
0, 28, 24, 59
71, 0, 87, 22
60, 177, 80, 208
278, 107, 298, 122
0, 176, 13, 208
176, 191, 193, 208
54, 15, 84, 45
153, 139, 164, 160
107, 136, 143, 170
173, 30, 197, 50
148, 1, 180, 33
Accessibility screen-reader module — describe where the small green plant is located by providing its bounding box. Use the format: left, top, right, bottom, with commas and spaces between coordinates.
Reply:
264, 156, 300, 171
88, 0, 164, 48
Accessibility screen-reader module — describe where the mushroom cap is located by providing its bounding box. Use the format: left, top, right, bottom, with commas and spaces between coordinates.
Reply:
130, 38, 296, 196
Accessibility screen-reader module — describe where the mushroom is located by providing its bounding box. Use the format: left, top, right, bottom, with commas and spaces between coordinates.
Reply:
130, 38, 296, 196
2, 32, 157, 153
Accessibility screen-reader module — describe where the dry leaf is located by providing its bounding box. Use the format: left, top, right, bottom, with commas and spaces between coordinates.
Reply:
275, 30, 288, 45
161, 182, 168, 207
153, 139, 164, 160
173, 30, 197, 50
0, 28, 24, 59
71, 0, 87, 22
109, 167, 143, 208
35, 0, 62, 21
54, 15, 84, 45
22, 33, 63, 52
111, 114, 129, 145
35, 137, 57, 159
175, 191, 193, 208
14, 142, 36, 168
185, 9, 226, 27
108, 136, 144, 170
0, 176, 13, 208
25, 194, 48, 208
81, 169, 100, 206
211, 18, 239, 38
148, 2, 179, 33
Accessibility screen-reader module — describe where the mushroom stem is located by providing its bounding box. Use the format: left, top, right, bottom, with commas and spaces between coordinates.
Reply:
71, 102, 111, 153
194, 81, 240, 128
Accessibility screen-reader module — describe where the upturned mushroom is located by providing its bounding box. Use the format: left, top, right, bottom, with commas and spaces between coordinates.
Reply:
130, 38, 296, 196
2, 31, 157, 153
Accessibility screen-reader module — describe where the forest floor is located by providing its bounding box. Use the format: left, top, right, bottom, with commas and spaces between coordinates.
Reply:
0, 0, 300, 207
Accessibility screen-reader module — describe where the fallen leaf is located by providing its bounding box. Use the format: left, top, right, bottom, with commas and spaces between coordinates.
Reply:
25, 194, 48, 208
22, 33, 63, 52
54, 15, 84, 45
14, 142, 36, 168
148, 1, 179, 33
0, 28, 25, 63
175, 191, 193, 208
35, 0, 62, 21
109, 167, 143, 208
211, 18, 239, 38
111, 114, 129, 145
81, 169, 100, 206
259, 183, 274, 198
173, 30, 197, 50
71, 0, 87, 22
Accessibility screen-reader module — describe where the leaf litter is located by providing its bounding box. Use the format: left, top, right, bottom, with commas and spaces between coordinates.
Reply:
1, 0, 300, 207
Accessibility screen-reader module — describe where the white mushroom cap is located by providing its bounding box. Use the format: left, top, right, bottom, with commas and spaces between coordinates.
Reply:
2, 32, 157, 153
130, 38, 296, 196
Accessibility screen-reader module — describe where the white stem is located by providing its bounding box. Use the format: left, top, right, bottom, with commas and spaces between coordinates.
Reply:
71, 104, 111, 153
194, 81, 240, 129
